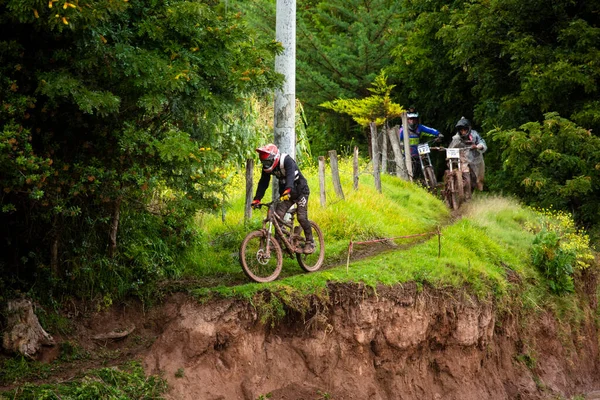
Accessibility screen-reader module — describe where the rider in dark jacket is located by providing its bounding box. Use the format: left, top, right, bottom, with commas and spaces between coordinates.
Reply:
449, 117, 487, 191
252, 144, 314, 254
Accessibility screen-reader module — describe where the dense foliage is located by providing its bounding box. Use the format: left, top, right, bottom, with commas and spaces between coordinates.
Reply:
0, 0, 281, 301
391, 0, 600, 132
490, 113, 600, 227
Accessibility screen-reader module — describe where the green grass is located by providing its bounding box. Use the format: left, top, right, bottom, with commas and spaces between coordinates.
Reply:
0, 361, 167, 400
175, 158, 597, 326
180, 160, 450, 284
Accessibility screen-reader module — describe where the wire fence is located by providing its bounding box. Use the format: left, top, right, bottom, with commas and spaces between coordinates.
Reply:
346, 227, 442, 271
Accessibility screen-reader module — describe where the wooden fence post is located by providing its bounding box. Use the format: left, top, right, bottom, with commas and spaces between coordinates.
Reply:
329, 150, 345, 200
401, 112, 413, 181
244, 158, 254, 223
318, 156, 326, 207
381, 128, 388, 174
388, 125, 408, 180
353, 146, 359, 190
370, 122, 382, 193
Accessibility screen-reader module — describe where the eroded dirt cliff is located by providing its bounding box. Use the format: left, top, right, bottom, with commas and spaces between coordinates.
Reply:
143, 283, 600, 400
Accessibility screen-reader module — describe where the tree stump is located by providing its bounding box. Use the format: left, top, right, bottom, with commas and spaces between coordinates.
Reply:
2, 299, 55, 357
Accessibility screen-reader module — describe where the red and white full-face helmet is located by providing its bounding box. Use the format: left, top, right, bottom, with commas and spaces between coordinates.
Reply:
256, 143, 280, 173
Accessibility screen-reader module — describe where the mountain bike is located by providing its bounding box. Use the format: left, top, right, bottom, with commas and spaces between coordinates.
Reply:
431, 146, 471, 210
416, 140, 440, 192
239, 201, 325, 283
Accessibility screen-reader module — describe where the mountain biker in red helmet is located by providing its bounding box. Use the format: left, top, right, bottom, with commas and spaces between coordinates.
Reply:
399, 107, 443, 180
252, 144, 314, 254
449, 117, 487, 191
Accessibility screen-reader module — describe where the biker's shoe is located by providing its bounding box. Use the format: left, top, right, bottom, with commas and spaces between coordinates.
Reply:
303, 241, 315, 254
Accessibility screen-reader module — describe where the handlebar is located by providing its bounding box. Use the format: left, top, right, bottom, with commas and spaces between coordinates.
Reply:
251, 201, 273, 210
430, 146, 471, 151
251, 200, 297, 212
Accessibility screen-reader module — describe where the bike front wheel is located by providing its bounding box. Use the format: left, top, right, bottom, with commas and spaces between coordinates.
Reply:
444, 171, 460, 210
239, 231, 283, 283
296, 221, 325, 272
423, 166, 437, 192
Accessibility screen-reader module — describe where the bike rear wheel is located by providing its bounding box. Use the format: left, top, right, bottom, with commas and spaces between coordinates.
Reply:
463, 171, 472, 201
296, 221, 325, 272
240, 231, 283, 283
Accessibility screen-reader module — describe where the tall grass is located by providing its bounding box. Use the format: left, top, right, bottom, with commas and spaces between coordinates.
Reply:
180, 157, 449, 283
181, 159, 597, 328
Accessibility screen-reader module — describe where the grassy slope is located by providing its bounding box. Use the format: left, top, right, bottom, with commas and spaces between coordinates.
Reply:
184, 159, 560, 315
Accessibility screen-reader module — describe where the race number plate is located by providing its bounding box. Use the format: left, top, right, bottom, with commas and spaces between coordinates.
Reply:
446, 148, 460, 159
417, 143, 430, 155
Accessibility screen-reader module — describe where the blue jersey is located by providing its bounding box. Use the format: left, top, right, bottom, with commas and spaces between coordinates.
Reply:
399, 125, 441, 156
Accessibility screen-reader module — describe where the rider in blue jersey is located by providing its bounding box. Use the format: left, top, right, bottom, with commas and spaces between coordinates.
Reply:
399, 108, 443, 180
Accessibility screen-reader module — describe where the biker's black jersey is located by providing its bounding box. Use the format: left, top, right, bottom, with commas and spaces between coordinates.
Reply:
254, 154, 308, 200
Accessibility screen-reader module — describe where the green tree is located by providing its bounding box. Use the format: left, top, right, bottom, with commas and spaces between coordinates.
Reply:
0, 0, 281, 300
229, 0, 404, 154
489, 113, 600, 227
435, 0, 600, 133
388, 0, 474, 133
391, 0, 600, 134
321, 71, 404, 128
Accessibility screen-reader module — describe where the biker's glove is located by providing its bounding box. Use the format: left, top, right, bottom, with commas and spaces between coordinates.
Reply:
438, 133, 444, 139
279, 188, 291, 201
251, 199, 261, 209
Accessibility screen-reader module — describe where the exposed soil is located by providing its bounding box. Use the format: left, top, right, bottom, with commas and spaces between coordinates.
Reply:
13, 280, 597, 400
140, 284, 600, 400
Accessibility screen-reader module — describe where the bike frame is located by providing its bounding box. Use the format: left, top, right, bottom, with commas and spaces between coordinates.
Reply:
417, 143, 434, 170
261, 203, 300, 257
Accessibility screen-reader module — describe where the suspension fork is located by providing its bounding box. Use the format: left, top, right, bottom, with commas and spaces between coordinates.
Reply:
262, 211, 275, 257
419, 154, 427, 174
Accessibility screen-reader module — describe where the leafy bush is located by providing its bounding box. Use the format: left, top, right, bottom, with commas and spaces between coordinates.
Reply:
0, 0, 281, 303
490, 113, 600, 228
531, 230, 576, 294
528, 208, 595, 295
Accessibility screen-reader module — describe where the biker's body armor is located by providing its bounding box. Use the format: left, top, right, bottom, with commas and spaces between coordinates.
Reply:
254, 154, 309, 201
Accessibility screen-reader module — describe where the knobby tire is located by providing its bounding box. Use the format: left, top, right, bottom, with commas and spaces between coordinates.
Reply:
423, 166, 437, 192
456, 169, 464, 201
444, 171, 460, 210
463, 171, 472, 201
450, 173, 460, 210
239, 230, 283, 283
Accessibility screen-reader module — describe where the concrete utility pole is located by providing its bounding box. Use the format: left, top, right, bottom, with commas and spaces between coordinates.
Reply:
274, 0, 296, 158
